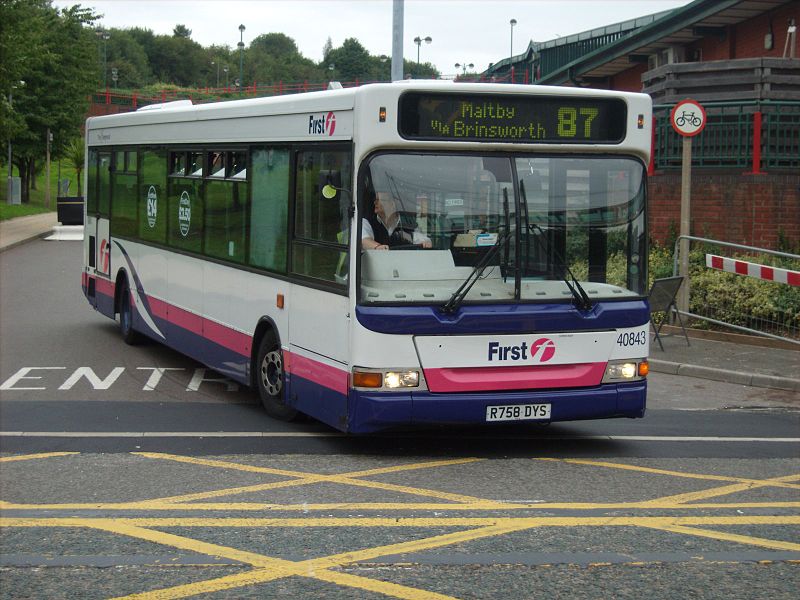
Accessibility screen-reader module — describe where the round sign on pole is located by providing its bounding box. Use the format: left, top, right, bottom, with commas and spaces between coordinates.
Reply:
670, 99, 706, 137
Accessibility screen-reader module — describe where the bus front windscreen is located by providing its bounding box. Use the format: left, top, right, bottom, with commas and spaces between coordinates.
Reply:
358, 153, 646, 306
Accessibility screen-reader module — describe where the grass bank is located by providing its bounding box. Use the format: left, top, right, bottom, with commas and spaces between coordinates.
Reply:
0, 162, 79, 221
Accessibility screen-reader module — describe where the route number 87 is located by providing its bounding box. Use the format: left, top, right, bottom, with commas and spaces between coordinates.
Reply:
557, 107, 599, 138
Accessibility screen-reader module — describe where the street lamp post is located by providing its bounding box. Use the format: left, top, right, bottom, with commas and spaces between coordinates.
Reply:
413, 35, 432, 66
509, 18, 517, 83
223, 66, 229, 89
237, 24, 246, 91
98, 31, 110, 89
6, 88, 13, 203
211, 60, 220, 87
455, 62, 474, 77
6, 81, 23, 205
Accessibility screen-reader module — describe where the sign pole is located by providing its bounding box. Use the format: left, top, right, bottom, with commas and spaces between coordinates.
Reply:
669, 98, 706, 316
678, 135, 691, 313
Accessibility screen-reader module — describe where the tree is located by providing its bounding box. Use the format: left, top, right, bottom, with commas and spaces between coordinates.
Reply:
103, 28, 153, 88
322, 36, 333, 61
325, 38, 372, 82
407, 59, 439, 80
63, 137, 84, 196
0, 0, 48, 155
150, 34, 207, 87
173, 24, 191, 38
5, 2, 99, 201
246, 33, 324, 84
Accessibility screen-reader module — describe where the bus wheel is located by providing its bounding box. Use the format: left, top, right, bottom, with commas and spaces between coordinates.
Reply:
256, 337, 298, 421
119, 278, 141, 345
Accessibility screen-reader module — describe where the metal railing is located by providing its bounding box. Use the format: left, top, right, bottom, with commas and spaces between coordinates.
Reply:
671, 235, 800, 345
653, 101, 800, 171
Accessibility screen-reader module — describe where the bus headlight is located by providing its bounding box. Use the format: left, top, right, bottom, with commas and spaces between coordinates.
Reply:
603, 360, 647, 383
385, 371, 419, 388
352, 368, 424, 390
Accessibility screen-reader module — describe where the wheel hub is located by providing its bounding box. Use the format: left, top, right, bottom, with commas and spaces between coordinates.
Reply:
260, 350, 283, 396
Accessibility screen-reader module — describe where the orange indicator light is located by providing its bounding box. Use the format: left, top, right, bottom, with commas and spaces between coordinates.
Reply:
638, 361, 649, 376
276, 294, 285, 309
353, 371, 383, 388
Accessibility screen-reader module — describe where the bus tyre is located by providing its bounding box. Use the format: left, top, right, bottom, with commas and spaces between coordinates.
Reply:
118, 278, 141, 345
256, 337, 298, 421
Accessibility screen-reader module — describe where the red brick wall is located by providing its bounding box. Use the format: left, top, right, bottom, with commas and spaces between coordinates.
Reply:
612, 63, 648, 91
648, 172, 800, 251
687, 1, 800, 61
734, 1, 799, 59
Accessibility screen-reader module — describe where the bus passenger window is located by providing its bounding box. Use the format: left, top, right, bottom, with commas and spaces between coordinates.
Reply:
110, 149, 138, 238
230, 151, 247, 180
291, 148, 352, 285
189, 152, 203, 177
139, 149, 167, 244
208, 152, 225, 178
250, 147, 289, 273
170, 153, 186, 176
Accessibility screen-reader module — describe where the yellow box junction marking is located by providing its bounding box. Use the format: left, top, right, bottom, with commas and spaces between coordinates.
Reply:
0, 451, 78, 463
1, 453, 798, 599
131, 453, 500, 506
536, 458, 800, 505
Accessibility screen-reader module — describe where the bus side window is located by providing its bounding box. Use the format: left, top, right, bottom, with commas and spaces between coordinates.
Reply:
291, 148, 352, 285
86, 149, 99, 215
204, 150, 248, 264
110, 149, 138, 238
98, 151, 112, 218
139, 149, 167, 244
250, 147, 290, 273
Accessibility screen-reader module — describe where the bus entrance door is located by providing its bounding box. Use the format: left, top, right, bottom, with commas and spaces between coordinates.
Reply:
94, 218, 111, 279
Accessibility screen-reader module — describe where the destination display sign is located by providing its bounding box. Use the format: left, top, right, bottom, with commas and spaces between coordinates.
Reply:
399, 93, 627, 144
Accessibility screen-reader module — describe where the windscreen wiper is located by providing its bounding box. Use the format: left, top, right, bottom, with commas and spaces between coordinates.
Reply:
518, 179, 592, 311
527, 222, 593, 311
441, 227, 513, 315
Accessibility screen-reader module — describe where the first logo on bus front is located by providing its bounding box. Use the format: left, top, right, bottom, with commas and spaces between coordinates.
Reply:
487, 338, 556, 363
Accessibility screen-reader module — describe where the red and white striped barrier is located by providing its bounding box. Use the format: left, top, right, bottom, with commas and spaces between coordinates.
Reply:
706, 254, 800, 287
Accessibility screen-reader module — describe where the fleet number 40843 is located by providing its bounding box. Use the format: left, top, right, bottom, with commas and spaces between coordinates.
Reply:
617, 331, 648, 347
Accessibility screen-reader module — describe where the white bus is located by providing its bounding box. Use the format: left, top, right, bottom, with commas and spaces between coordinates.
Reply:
83, 81, 652, 433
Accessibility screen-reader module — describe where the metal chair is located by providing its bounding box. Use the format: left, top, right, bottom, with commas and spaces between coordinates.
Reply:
648, 276, 690, 351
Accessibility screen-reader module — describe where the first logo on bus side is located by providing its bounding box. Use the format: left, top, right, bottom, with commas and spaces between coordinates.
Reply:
309, 111, 336, 136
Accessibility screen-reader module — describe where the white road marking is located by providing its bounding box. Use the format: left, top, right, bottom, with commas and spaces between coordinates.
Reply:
0, 432, 798, 442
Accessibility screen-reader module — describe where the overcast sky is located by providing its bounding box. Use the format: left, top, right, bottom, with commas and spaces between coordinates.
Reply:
54, 0, 692, 76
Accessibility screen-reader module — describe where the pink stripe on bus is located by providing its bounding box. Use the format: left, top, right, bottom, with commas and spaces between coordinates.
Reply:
95, 277, 115, 298
204, 319, 252, 357
144, 294, 250, 357
168, 303, 203, 336
424, 363, 607, 393
146, 295, 169, 320
284, 351, 349, 396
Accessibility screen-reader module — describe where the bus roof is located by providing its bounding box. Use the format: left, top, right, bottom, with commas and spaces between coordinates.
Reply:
86, 80, 649, 131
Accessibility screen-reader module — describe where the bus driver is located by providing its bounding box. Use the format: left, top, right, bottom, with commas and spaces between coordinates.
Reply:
361, 191, 432, 250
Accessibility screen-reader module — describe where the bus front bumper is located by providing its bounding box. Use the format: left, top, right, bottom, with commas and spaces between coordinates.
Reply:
347, 380, 646, 434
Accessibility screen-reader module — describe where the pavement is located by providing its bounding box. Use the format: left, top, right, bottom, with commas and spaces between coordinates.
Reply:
1, 212, 798, 393
0, 212, 58, 251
